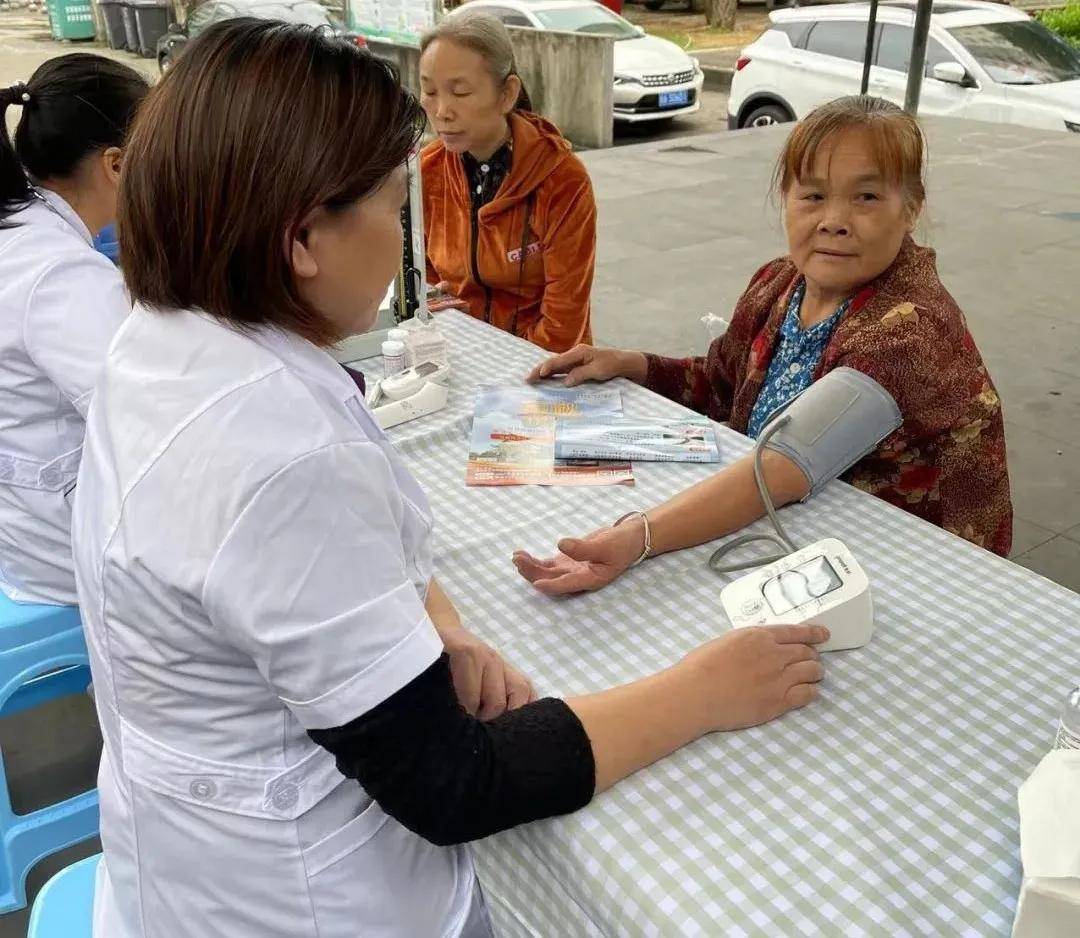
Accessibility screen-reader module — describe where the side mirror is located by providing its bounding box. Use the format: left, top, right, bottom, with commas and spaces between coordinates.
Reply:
932, 61, 969, 86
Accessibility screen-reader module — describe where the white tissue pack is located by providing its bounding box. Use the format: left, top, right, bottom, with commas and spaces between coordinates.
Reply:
1012, 749, 1080, 937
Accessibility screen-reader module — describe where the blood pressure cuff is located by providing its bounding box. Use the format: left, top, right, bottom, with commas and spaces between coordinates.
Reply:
761, 367, 902, 500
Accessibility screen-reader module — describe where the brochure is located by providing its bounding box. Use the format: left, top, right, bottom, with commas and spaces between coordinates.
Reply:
466, 386, 634, 487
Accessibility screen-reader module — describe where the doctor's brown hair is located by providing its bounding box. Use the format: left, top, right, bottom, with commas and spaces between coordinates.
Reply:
119, 19, 425, 346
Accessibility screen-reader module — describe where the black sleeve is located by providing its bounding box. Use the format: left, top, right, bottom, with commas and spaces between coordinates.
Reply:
307, 654, 596, 847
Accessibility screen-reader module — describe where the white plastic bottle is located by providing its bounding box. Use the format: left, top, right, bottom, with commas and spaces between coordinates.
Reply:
1054, 685, 1080, 749
386, 328, 412, 367
381, 339, 406, 377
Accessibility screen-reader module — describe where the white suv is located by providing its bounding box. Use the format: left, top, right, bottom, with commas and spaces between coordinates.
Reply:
728, 1, 1080, 134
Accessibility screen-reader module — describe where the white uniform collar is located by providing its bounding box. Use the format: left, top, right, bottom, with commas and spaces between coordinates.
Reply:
37, 188, 94, 247
250, 324, 360, 406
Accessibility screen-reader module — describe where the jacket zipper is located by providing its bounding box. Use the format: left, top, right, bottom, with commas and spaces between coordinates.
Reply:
470, 200, 494, 324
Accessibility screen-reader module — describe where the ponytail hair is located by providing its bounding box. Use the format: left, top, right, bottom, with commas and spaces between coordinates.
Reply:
421, 10, 534, 113
1, 53, 148, 223
0, 83, 32, 214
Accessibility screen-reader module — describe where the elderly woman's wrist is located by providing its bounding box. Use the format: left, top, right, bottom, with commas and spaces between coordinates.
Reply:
617, 351, 649, 385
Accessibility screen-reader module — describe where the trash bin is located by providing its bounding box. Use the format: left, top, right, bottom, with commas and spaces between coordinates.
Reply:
99, 0, 128, 49
120, 1, 140, 53
133, 0, 172, 58
45, 0, 96, 40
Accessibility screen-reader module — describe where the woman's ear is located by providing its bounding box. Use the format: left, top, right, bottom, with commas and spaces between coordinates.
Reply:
102, 146, 123, 187
501, 73, 522, 116
287, 210, 321, 281
906, 198, 924, 234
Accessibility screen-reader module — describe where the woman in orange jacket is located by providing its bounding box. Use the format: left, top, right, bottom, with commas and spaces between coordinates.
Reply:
419, 11, 595, 353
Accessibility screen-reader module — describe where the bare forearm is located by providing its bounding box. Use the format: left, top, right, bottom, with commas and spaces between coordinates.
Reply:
617, 350, 649, 385
647, 450, 810, 557
424, 577, 461, 638
565, 664, 706, 792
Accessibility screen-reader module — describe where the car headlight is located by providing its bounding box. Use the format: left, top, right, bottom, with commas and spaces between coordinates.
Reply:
613, 74, 640, 86
1066, 120, 1080, 133
693, 61, 703, 76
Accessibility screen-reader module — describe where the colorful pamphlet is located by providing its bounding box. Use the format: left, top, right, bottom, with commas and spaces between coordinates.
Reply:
466, 386, 634, 487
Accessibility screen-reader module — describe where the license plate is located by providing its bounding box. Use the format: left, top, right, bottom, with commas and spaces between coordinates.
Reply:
659, 90, 689, 108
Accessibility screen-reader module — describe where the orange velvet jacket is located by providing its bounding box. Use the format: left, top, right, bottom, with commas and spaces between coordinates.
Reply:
422, 111, 595, 353
644, 239, 1014, 556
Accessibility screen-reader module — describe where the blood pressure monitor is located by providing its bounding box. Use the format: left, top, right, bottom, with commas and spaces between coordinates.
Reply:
720, 538, 873, 652
368, 361, 451, 430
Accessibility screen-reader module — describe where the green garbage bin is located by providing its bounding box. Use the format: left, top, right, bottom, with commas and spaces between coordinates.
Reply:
46, 0, 96, 40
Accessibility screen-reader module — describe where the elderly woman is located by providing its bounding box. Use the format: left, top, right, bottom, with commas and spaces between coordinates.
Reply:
419, 11, 596, 353
515, 95, 1012, 596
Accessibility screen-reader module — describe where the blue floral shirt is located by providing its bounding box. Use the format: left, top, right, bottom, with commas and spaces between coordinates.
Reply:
746, 281, 850, 439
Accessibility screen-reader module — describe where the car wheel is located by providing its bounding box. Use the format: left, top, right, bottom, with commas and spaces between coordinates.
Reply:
741, 104, 793, 129
644, 0, 664, 9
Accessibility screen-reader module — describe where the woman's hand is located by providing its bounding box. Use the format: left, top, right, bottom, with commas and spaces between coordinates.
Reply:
440, 625, 535, 720
427, 282, 468, 313
681, 624, 828, 733
526, 345, 648, 387
513, 518, 646, 595
426, 577, 534, 719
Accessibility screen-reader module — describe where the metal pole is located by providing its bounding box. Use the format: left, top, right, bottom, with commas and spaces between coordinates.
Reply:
860, 0, 879, 95
905, 0, 933, 114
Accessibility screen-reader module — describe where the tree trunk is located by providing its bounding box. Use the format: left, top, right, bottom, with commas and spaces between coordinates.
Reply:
705, 0, 737, 30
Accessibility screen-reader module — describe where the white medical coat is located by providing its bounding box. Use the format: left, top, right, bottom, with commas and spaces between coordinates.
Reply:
72, 305, 475, 937
0, 190, 129, 604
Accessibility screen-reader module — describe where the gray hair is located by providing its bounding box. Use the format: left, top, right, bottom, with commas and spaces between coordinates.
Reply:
420, 10, 533, 111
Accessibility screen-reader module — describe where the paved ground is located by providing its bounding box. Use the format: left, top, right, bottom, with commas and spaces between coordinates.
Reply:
0, 8, 157, 89
2, 7, 1079, 933
614, 86, 731, 146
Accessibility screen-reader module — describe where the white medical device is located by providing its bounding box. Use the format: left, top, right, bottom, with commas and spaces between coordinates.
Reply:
368, 360, 451, 430
710, 368, 902, 652
720, 537, 872, 652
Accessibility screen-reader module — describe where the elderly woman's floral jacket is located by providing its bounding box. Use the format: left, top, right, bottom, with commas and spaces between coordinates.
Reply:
643, 238, 1013, 556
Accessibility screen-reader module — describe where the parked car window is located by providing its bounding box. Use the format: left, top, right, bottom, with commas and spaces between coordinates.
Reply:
245, 0, 336, 26
876, 25, 956, 77
532, 5, 638, 39
187, 1, 229, 34
187, 0, 337, 30
948, 20, 1080, 85
775, 21, 813, 49
484, 8, 534, 27
805, 21, 871, 64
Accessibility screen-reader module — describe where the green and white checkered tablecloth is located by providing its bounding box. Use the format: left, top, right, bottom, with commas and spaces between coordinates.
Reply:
359, 311, 1080, 938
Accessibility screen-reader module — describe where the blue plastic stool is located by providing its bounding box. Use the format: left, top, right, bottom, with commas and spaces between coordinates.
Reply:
27, 853, 100, 938
0, 593, 99, 912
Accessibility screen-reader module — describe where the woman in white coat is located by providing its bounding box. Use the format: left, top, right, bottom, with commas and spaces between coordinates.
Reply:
72, 19, 829, 938
0, 54, 147, 604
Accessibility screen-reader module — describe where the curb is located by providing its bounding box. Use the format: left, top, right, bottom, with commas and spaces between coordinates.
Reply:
701, 65, 734, 93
